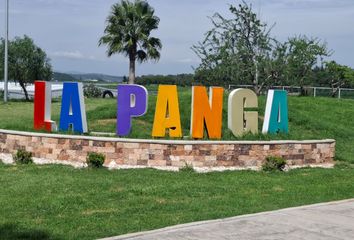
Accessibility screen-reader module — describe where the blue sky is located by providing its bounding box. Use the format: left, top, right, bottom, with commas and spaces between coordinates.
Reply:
0, 0, 353, 76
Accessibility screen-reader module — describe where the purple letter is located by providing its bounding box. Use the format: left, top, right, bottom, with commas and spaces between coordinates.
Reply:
117, 85, 148, 136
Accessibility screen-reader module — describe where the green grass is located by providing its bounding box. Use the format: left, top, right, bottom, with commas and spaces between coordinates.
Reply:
1, 88, 354, 162
0, 163, 353, 239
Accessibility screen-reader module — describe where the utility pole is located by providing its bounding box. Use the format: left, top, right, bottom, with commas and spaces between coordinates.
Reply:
4, 0, 9, 102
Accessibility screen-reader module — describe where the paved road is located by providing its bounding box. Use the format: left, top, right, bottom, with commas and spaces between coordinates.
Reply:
102, 199, 354, 240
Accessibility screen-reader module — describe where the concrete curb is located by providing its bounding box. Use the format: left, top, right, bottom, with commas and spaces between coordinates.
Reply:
100, 198, 354, 240
0, 129, 335, 145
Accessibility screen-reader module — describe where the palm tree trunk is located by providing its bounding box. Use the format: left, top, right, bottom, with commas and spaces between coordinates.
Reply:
128, 56, 136, 85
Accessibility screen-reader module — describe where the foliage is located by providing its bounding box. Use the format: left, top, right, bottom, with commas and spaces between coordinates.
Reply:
0, 90, 3, 101
13, 149, 33, 164
286, 36, 331, 95
192, 1, 275, 93
136, 74, 194, 86
179, 163, 195, 173
86, 152, 105, 168
99, 0, 162, 84
323, 61, 354, 97
193, 2, 335, 93
0, 35, 53, 100
84, 84, 103, 98
262, 156, 287, 172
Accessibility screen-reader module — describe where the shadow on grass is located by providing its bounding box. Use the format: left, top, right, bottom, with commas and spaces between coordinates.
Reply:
0, 223, 62, 240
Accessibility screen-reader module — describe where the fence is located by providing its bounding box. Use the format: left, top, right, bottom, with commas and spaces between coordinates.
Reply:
228, 85, 354, 99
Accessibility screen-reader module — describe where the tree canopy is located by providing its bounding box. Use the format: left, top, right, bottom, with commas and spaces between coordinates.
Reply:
99, 0, 162, 85
192, 1, 344, 95
0, 35, 52, 100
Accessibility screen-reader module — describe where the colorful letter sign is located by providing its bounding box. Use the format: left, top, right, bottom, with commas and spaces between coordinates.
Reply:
152, 85, 182, 138
59, 82, 88, 133
190, 86, 224, 139
33, 81, 291, 139
34, 81, 57, 132
117, 85, 148, 136
262, 90, 289, 134
228, 89, 258, 136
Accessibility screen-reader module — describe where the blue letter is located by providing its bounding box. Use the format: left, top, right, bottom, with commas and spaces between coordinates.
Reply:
262, 90, 289, 134
59, 82, 88, 133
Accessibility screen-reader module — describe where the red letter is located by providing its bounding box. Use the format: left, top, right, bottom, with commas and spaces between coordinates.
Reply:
34, 81, 56, 132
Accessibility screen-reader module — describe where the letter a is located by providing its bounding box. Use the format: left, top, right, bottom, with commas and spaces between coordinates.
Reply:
59, 82, 88, 133
262, 90, 289, 134
152, 85, 182, 138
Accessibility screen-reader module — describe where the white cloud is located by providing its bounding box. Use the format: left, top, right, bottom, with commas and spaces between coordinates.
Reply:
50, 50, 85, 59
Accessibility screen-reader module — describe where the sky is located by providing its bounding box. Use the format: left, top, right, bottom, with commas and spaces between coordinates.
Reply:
0, 0, 353, 76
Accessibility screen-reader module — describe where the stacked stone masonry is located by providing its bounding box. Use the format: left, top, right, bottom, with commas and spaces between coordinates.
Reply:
0, 130, 335, 170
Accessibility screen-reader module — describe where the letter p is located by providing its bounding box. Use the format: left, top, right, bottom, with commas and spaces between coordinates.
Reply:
117, 85, 148, 136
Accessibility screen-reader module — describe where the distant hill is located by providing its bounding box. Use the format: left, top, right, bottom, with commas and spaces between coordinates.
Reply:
53, 72, 77, 82
53, 72, 124, 83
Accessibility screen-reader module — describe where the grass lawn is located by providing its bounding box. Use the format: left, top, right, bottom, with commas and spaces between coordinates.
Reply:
1, 87, 354, 162
0, 163, 353, 239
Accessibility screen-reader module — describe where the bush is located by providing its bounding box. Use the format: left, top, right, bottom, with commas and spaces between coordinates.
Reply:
13, 149, 33, 164
0, 90, 4, 100
262, 156, 287, 172
84, 84, 102, 98
86, 152, 105, 168
179, 163, 195, 173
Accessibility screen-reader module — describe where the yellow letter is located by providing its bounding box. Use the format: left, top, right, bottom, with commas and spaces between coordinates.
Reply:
228, 88, 258, 137
152, 85, 182, 138
191, 86, 224, 139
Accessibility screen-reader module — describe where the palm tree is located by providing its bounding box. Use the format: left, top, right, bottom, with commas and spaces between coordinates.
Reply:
99, 0, 162, 84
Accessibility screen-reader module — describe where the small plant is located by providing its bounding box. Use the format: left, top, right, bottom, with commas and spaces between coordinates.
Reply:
180, 163, 195, 173
13, 149, 33, 164
262, 156, 287, 172
86, 152, 105, 168
83, 84, 102, 98
335, 162, 354, 169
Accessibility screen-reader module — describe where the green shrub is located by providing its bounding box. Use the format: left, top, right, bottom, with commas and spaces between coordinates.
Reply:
84, 84, 102, 98
180, 163, 195, 173
335, 162, 354, 169
0, 90, 4, 100
262, 156, 287, 172
86, 152, 105, 168
13, 149, 33, 164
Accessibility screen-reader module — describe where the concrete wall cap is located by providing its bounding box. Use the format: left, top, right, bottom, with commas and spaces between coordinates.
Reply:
0, 129, 336, 145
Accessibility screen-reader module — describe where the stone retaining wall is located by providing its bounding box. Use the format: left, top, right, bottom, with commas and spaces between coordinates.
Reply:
0, 129, 335, 171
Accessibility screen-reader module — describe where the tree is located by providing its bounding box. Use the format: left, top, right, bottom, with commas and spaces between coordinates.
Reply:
0, 35, 52, 100
192, 1, 274, 94
259, 41, 289, 88
286, 36, 331, 95
99, 0, 162, 85
323, 61, 354, 97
